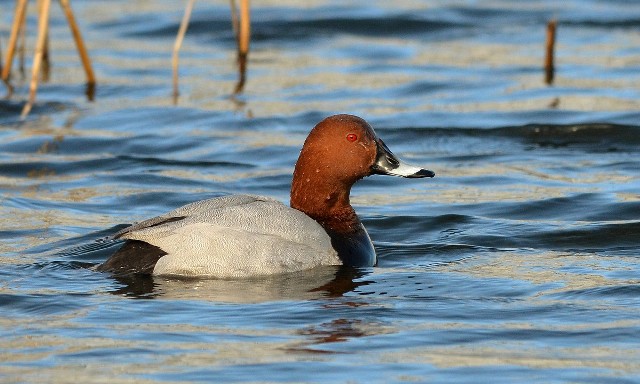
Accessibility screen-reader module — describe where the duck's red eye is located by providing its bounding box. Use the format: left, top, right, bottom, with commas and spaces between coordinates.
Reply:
346, 133, 358, 142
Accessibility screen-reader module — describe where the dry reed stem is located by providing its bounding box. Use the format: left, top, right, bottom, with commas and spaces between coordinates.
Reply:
38, 0, 51, 81
59, 0, 96, 86
18, 1, 28, 77
21, 0, 51, 118
233, 0, 250, 94
545, 19, 556, 85
2, 0, 29, 81
238, 0, 250, 57
172, 0, 196, 101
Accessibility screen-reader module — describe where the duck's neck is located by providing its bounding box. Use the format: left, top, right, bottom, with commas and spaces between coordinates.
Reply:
290, 173, 377, 267
290, 177, 360, 234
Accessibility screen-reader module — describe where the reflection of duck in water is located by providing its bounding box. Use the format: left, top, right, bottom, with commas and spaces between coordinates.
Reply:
97, 115, 434, 278
108, 265, 371, 301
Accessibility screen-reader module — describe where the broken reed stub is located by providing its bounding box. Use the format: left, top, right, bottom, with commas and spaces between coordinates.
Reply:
545, 19, 557, 85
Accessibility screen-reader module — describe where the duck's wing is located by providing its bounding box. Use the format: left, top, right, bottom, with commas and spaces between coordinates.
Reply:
117, 195, 330, 250
113, 194, 278, 239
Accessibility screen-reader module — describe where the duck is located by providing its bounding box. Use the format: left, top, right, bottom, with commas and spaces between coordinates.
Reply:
97, 114, 435, 278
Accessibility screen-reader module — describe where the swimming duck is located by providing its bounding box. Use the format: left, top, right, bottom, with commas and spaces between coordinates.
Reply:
97, 114, 434, 277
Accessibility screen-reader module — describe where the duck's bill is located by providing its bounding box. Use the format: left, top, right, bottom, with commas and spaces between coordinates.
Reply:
371, 139, 435, 178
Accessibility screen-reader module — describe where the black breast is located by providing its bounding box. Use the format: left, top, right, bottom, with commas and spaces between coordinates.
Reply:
325, 226, 377, 267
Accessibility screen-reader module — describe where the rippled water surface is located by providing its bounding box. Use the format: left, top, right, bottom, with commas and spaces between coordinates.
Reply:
1, 1, 639, 383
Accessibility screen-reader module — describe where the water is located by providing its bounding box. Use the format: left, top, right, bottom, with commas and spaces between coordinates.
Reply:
1, 0, 639, 382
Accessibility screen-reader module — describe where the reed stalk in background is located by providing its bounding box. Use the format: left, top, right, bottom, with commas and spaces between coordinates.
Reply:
172, 0, 251, 101
2, 0, 95, 117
